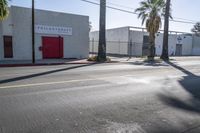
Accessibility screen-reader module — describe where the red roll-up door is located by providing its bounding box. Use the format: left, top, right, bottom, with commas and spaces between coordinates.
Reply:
42, 36, 63, 59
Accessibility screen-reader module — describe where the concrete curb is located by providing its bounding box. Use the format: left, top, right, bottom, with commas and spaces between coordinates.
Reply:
0, 63, 65, 67
0, 61, 119, 67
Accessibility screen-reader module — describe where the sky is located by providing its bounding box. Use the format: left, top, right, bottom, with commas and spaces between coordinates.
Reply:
9, 0, 200, 33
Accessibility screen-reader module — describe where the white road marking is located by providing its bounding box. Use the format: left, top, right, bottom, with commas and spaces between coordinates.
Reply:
0, 78, 100, 89
0, 72, 200, 89
2, 84, 114, 98
0, 75, 152, 89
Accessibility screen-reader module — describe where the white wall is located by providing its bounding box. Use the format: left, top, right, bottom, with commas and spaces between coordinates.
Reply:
89, 31, 99, 53
0, 6, 89, 60
155, 33, 177, 56
90, 27, 129, 55
107, 27, 129, 55
129, 31, 177, 56
192, 36, 200, 55
129, 30, 148, 56
0, 8, 13, 60
12, 6, 32, 60
90, 27, 195, 57
181, 35, 193, 55
155, 33, 193, 56
34, 8, 89, 59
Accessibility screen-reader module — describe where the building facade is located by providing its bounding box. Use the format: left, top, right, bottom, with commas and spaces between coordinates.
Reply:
90, 27, 200, 56
0, 6, 89, 61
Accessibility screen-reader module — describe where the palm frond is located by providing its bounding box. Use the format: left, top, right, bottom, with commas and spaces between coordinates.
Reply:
135, 0, 165, 30
0, 0, 9, 20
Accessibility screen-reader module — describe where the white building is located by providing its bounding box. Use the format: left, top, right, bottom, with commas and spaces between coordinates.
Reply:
90, 27, 200, 56
0, 6, 89, 61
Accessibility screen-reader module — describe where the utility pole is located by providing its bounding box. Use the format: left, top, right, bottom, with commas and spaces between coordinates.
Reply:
97, 0, 106, 61
161, 0, 171, 60
32, 0, 35, 64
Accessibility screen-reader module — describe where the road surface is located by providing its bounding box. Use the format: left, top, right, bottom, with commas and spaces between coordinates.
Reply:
0, 57, 200, 133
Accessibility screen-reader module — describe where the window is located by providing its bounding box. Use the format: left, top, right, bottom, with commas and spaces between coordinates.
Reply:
4, 36, 13, 58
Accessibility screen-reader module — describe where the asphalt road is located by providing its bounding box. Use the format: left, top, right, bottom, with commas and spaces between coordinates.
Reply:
0, 57, 200, 133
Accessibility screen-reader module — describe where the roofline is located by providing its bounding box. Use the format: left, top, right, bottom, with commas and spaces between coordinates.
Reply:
10, 6, 89, 18
91, 26, 130, 32
91, 26, 191, 35
128, 26, 191, 34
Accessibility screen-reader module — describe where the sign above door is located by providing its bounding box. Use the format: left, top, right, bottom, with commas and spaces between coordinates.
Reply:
35, 25, 72, 35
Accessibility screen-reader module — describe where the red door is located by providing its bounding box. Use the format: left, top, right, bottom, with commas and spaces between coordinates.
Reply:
42, 37, 63, 59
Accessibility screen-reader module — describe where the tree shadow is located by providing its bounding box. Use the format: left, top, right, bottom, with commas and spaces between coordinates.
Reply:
158, 61, 200, 114
126, 60, 169, 67
0, 63, 96, 85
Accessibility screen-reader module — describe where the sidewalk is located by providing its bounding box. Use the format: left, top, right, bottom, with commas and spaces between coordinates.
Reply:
0, 57, 143, 67
0, 59, 95, 67
1, 56, 199, 67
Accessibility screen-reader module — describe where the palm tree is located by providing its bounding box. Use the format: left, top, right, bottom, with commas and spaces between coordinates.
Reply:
0, 0, 9, 20
135, 0, 166, 61
160, 0, 171, 61
191, 22, 200, 37
97, 0, 106, 62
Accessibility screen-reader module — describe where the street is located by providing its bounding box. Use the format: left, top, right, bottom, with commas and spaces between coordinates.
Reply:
0, 57, 200, 133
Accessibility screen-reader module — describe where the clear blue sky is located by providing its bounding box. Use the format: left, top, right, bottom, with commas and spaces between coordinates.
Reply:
10, 0, 200, 33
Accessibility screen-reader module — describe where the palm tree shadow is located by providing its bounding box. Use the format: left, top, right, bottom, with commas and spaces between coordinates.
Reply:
0, 63, 96, 85
158, 61, 200, 114
126, 60, 169, 67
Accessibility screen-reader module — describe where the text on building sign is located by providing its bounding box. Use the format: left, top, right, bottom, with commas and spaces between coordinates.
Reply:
35, 25, 72, 35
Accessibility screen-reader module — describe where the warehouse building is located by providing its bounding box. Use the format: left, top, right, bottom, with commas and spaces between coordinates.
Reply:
0, 6, 89, 61
90, 27, 200, 56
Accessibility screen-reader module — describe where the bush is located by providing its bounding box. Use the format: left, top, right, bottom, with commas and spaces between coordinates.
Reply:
87, 56, 98, 61
87, 56, 111, 62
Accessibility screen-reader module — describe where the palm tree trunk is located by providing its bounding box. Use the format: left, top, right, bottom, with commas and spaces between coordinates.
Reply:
97, 0, 106, 62
161, 0, 170, 61
148, 33, 155, 61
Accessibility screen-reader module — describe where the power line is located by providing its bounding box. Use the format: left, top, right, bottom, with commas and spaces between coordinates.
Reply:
80, 0, 197, 25
172, 17, 199, 23
170, 19, 196, 24
87, 0, 199, 23
81, 0, 137, 14
92, 0, 135, 10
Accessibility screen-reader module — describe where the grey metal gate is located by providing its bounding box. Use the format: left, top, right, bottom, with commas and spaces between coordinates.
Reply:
142, 36, 149, 56
175, 44, 182, 56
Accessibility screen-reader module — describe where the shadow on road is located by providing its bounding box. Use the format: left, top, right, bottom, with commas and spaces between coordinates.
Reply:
0, 63, 96, 84
158, 61, 200, 114
126, 60, 169, 67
